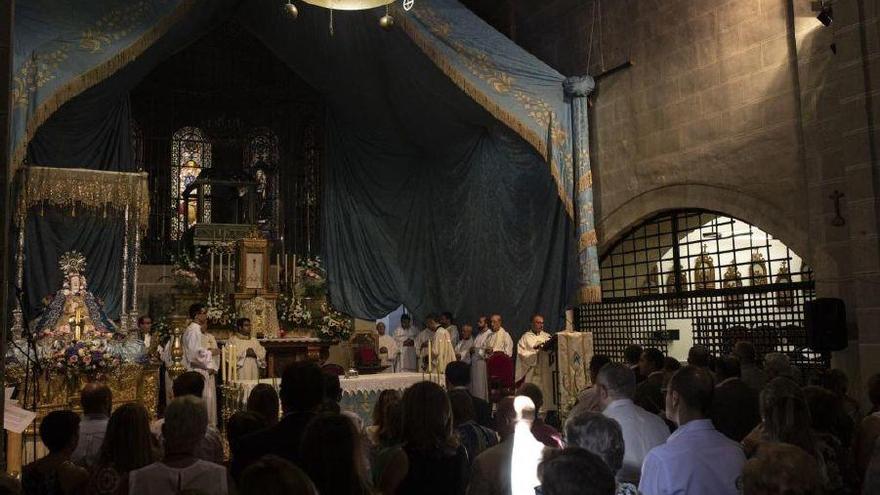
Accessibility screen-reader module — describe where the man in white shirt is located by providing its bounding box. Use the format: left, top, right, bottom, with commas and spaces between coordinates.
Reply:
71, 383, 112, 465
392, 314, 419, 372
597, 362, 670, 485
376, 321, 399, 372
470, 316, 492, 400
182, 303, 219, 426
639, 366, 746, 495
486, 314, 513, 357
515, 314, 554, 408
455, 324, 475, 363
440, 312, 460, 347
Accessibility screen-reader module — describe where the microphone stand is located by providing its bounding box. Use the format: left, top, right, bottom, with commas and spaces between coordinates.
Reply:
10, 285, 42, 465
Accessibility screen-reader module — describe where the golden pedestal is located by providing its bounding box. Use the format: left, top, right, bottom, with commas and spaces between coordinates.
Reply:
4, 363, 160, 474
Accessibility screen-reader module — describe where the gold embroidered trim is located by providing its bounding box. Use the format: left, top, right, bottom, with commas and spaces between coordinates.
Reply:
578, 230, 598, 251
577, 285, 602, 304
11, 0, 199, 171
20, 166, 149, 229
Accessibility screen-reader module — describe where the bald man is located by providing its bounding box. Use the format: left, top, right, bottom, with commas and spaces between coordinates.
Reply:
485, 314, 513, 357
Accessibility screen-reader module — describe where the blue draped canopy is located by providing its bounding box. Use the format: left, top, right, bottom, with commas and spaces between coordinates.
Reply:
11, 0, 599, 336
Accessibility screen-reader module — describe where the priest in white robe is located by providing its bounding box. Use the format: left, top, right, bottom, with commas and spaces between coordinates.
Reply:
182, 304, 219, 426
440, 312, 460, 347
470, 316, 492, 400
515, 314, 555, 409
486, 314, 514, 357
393, 314, 419, 372
455, 324, 475, 363
433, 323, 457, 374
228, 318, 266, 381
376, 322, 399, 372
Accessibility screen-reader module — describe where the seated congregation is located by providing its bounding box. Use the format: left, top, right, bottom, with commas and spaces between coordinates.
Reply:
12, 341, 880, 495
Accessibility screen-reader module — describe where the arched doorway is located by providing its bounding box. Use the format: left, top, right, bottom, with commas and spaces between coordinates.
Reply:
579, 210, 827, 371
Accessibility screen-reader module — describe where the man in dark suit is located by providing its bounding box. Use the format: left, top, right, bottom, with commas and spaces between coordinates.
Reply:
231, 361, 324, 481
446, 360, 493, 429
710, 355, 761, 442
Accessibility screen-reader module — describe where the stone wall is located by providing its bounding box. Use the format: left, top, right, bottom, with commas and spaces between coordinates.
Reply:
466, 0, 880, 394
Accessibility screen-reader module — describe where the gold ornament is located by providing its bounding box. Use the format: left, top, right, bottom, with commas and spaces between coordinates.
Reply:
167, 328, 187, 380
59, 251, 87, 275
379, 14, 395, 30
283, 1, 299, 19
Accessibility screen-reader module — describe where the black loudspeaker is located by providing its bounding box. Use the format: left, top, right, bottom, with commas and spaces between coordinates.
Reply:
805, 298, 848, 352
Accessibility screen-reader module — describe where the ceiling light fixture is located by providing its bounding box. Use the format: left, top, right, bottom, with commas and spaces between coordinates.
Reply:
282, 0, 415, 31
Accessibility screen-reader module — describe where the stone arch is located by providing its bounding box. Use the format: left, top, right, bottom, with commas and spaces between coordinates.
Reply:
596, 183, 840, 296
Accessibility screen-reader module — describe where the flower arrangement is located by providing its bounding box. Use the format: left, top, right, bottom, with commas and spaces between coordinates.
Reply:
277, 292, 313, 328
171, 252, 200, 289
298, 256, 327, 298
206, 291, 236, 328
318, 302, 353, 342
45, 337, 120, 377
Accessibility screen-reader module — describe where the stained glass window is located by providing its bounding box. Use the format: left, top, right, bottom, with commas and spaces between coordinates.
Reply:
170, 126, 212, 239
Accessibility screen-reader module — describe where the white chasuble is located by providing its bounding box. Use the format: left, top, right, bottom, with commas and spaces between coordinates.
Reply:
515, 330, 556, 410
486, 328, 514, 357
228, 334, 266, 381
393, 325, 419, 372
469, 330, 491, 400
183, 322, 218, 426
433, 327, 456, 373
377, 334, 399, 372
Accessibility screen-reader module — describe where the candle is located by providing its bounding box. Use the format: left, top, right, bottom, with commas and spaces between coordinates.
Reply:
276, 253, 281, 285
219, 253, 224, 282
427, 338, 432, 373
230, 344, 237, 381
292, 254, 297, 283
210, 250, 215, 283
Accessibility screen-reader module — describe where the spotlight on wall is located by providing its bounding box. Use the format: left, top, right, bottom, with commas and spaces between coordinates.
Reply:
811, 1, 833, 26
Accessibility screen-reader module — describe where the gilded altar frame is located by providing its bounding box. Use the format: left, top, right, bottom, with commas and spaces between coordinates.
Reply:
237, 236, 270, 293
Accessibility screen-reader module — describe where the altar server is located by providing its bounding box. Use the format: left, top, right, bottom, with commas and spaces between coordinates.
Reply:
393, 314, 419, 372
182, 303, 219, 426
455, 324, 475, 363
228, 318, 266, 381
515, 314, 555, 408
486, 314, 514, 357
432, 316, 457, 373
470, 316, 492, 400
376, 321, 399, 372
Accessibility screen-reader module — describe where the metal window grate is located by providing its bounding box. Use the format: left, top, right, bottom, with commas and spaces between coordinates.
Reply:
578, 210, 827, 372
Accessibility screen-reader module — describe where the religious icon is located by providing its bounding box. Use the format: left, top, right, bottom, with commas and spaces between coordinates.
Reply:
723, 265, 744, 309
775, 261, 794, 307
639, 263, 660, 295
694, 244, 716, 290
750, 251, 768, 285
665, 263, 688, 309
245, 253, 264, 289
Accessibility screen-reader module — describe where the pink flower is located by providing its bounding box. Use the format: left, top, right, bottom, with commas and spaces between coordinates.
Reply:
68, 355, 78, 364
82, 356, 91, 365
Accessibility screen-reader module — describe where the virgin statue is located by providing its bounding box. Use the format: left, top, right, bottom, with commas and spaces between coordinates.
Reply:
35, 251, 116, 343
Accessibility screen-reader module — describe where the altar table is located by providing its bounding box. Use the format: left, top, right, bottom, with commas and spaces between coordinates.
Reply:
235, 372, 444, 426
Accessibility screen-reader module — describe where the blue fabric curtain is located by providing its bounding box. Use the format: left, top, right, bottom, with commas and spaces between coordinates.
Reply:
18, 1, 238, 320
14, 0, 586, 337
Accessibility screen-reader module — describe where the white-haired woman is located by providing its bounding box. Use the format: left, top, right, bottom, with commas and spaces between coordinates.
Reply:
129, 396, 228, 494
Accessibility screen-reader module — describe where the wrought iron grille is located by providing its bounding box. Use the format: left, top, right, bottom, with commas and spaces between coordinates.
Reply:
578, 210, 827, 371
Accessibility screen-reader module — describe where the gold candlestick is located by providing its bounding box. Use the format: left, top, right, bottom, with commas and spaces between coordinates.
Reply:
167, 328, 186, 380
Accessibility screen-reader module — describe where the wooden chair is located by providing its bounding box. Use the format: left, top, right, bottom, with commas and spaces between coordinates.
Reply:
487, 352, 515, 403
